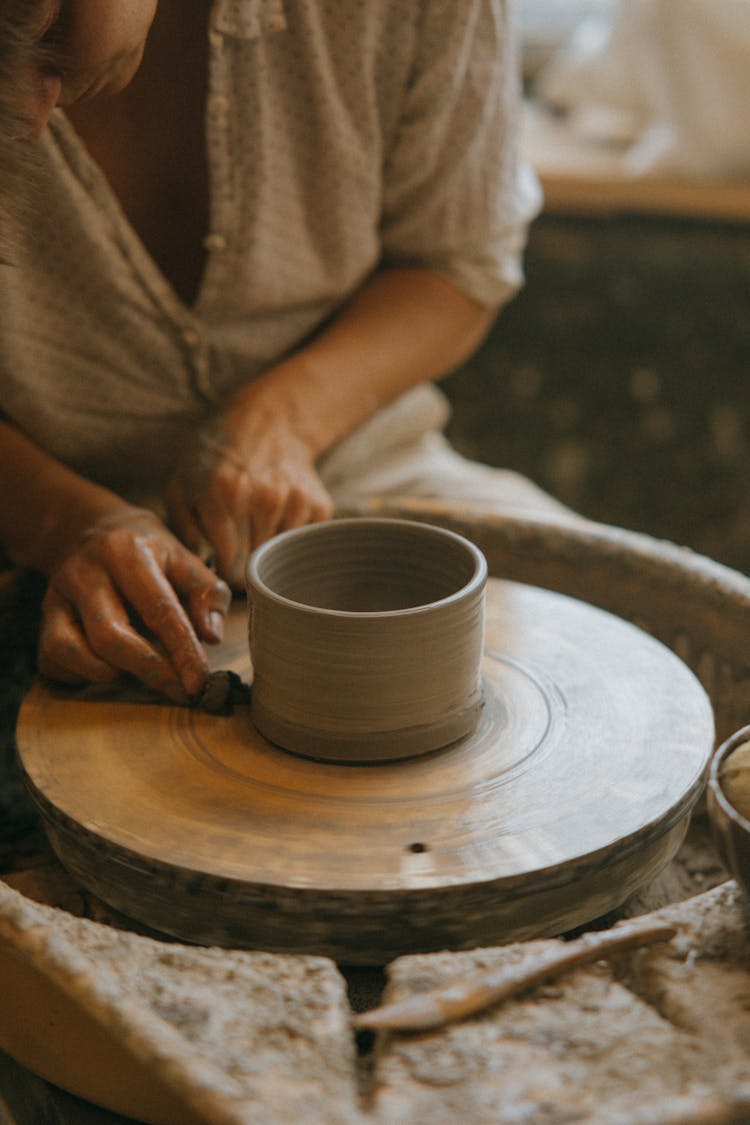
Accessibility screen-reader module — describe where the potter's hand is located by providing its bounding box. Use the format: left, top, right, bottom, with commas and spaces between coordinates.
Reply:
37, 507, 231, 704
164, 409, 333, 590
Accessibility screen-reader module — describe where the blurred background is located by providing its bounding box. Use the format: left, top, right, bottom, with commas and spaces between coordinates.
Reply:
444, 0, 750, 574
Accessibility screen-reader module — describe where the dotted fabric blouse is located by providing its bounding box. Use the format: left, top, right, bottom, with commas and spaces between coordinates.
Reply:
0, 0, 540, 507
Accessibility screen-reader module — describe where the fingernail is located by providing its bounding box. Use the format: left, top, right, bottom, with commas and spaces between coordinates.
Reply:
208, 611, 225, 642
183, 666, 208, 698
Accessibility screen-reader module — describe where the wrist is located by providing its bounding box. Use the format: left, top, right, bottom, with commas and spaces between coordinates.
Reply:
222, 359, 334, 461
16, 468, 131, 576
0, 420, 135, 576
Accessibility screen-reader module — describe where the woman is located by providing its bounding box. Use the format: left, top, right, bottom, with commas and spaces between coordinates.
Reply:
0, 0, 566, 702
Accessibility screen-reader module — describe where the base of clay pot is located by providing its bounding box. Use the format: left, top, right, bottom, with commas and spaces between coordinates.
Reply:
251, 691, 485, 763
247, 518, 488, 763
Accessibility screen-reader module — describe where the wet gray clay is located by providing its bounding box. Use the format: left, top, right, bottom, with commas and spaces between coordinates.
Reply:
246, 518, 487, 762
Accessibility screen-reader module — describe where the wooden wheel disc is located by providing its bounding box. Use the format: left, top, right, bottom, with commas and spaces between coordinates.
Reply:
17, 580, 714, 964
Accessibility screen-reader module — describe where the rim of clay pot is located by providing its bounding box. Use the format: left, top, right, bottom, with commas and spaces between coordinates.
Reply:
246, 517, 488, 618
708, 724, 750, 833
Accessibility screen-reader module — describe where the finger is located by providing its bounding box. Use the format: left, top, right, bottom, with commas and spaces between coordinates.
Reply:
38, 588, 122, 685
279, 480, 333, 533
248, 478, 288, 548
50, 557, 197, 702
277, 485, 312, 533
105, 550, 210, 699
193, 493, 250, 592
166, 547, 232, 644
163, 477, 209, 557
310, 488, 334, 524
70, 588, 195, 704
280, 480, 334, 536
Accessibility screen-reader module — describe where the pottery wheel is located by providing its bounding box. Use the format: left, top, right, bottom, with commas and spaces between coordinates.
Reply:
16, 579, 714, 964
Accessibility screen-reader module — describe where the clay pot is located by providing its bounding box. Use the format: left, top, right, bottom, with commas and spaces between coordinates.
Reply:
707, 725, 750, 899
246, 518, 487, 762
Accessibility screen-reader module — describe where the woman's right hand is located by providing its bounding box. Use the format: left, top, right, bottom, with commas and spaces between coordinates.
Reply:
37, 505, 231, 704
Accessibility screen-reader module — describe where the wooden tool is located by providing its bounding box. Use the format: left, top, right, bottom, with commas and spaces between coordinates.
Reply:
16, 579, 714, 964
353, 917, 678, 1032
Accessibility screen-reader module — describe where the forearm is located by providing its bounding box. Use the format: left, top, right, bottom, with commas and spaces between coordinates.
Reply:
165, 266, 496, 585
224, 266, 498, 458
0, 419, 229, 700
0, 420, 129, 574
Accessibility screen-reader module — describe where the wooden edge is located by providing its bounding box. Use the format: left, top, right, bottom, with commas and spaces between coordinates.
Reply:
523, 101, 750, 224
537, 172, 750, 225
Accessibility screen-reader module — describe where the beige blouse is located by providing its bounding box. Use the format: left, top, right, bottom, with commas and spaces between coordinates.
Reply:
0, 0, 540, 506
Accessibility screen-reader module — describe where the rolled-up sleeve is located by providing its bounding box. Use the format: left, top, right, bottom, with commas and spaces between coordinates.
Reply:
380, 0, 542, 308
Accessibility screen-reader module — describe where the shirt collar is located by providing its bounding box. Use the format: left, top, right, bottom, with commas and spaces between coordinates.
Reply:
211, 0, 287, 40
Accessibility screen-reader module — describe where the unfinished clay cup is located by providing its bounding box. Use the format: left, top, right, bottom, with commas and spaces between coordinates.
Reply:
246, 517, 487, 762
707, 725, 750, 900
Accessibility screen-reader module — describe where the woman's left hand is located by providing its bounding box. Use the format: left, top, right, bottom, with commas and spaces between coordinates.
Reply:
164, 402, 333, 589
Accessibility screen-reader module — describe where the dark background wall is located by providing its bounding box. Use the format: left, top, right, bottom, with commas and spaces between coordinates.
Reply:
444, 213, 750, 574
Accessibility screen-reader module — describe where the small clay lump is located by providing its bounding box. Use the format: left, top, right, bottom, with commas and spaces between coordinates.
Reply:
720, 739, 750, 822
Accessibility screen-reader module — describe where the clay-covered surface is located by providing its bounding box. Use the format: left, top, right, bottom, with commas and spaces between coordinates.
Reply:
0, 877, 361, 1125
2, 851, 748, 1125
369, 881, 750, 1125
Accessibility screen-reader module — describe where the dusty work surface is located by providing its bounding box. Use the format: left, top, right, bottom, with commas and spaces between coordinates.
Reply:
4, 503, 750, 1122
0, 832, 745, 1125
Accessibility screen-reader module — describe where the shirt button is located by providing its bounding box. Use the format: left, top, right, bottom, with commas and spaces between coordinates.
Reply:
208, 94, 230, 114
182, 327, 201, 348
203, 233, 228, 252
